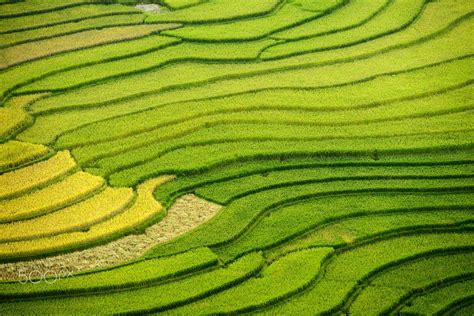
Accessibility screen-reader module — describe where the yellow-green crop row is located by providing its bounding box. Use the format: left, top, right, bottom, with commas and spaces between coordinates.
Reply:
148, 0, 281, 23
0, 171, 105, 223
0, 36, 179, 101
160, 2, 319, 41
0, 109, 31, 141
0, 14, 145, 48
0, 3, 138, 34
273, 0, 387, 40
0, 176, 174, 261
0, 141, 47, 170
162, 0, 206, 10
0, 187, 133, 243
27, 6, 472, 115
0, 0, 90, 19
0, 151, 76, 199
2, 94, 49, 110
0, 23, 180, 69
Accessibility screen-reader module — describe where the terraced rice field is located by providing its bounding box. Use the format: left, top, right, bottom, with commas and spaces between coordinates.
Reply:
0, 0, 473, 314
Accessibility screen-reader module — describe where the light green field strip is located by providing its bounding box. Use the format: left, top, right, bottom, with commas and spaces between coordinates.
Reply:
262, 0, 424, 59
170, 248, 333, 314
0, 247, 218, 297
96, 109, 473, 184
26, 6, 472, 116
160, 0, 343, 41
266, 232, 474, 314
59, 80, 473, 160
0, 14, 146, 48
147, 177, 473, 258
0, 140, 48, 170
0, 24, 179, 70
8, 0, 448, 110
0, 252, 264, 315
0, 176, 173, 261
0, 3, 139, 34
267, 208, 474, 262
289, 0, 346, 12
0, 186, 133, 243
348, 252, 474, 315
203, 198, 473, 262
2, 93, 48, 110
18, 39, 275, 94
152, 151, 474, 205
162, 0, 206, 10
21, 55, 471, 147
0, 151, 76, 200
106, 131, 474, 187
146, 0, 281, 24
0, 171, 104, 223
273, 0, 388, 40
194, 161, 474, 204
160, 190, 474, 259
401, 279, 474, 315
0, 0, 88, 18
0, 35, 181, 100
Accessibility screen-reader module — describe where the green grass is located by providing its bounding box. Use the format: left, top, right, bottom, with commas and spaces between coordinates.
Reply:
0, 13, 145, 48
170, 247, 333, 314
52, 70, 472, 149
0, 24, 176, 69
26, 11, 473, 115
401, 279, 474, 315
19, 56, 471, 146
0, 247, 218, 297
146, 0, 281, 24
17, 39, 275, 94
0, 34, 181, 100
265, 231, 474, 314
348, 252, 474, 315
262, 0, 425, 59
161, 0, 205, 10
160, 0, 344, 40
146, 174, 473, 258
273, 0, 388, 40
0, 0, 88, 18
0, 0, 473, 314
0, 252, 264, 314
0, 3, 139, 34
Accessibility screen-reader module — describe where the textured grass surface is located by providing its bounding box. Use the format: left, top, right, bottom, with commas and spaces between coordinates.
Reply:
0, 247, 218, 298
0, 176, 173, 261
147, 0, 281, 23
0, 140, 48, 170
0, 151, 76, 199
0, 187, 133, 242
0, 3, 138, 34
0, 23, 179, 69
0, 0, 473, 314
0, 171, 104, 223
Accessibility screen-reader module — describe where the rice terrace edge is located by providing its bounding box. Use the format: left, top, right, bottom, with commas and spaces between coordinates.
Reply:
0, 0, 473, 315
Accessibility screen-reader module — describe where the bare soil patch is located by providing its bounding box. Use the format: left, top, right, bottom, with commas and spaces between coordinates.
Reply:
0, 194, 221, 280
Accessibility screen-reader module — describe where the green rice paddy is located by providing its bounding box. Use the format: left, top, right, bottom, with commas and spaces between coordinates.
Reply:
0, 0, 473, 314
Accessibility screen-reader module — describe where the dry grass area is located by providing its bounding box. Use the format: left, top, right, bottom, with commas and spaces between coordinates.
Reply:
0, 194, 221, 280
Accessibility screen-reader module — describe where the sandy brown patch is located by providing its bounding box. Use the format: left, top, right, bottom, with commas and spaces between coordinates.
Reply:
0, 194, 221, 280
136, 3, 163, 13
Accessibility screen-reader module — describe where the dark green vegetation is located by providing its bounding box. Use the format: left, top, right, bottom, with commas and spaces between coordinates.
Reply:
0, 0, 473, 314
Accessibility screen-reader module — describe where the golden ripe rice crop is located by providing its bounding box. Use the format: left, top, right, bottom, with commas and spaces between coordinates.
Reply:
0, 0, 472, 314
